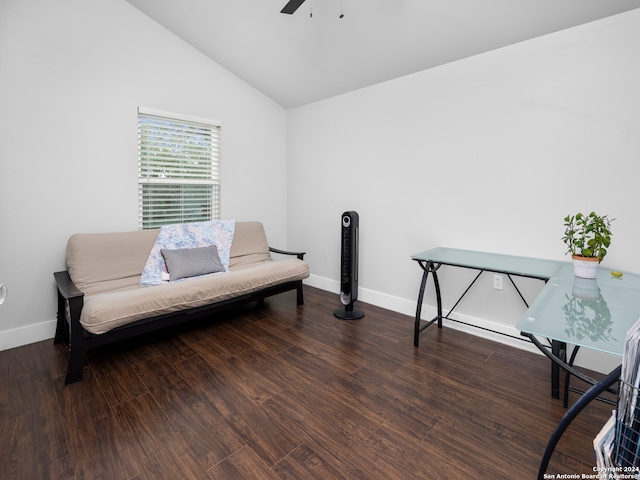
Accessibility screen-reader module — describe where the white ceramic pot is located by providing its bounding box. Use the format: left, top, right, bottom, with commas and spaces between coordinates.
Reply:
572, 255, 600, 279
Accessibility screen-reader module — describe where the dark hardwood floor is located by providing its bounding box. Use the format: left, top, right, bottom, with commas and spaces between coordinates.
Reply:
1, 286, 614, 479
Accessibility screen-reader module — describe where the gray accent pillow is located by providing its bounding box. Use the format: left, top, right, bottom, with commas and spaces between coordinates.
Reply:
161, 245, 225, 281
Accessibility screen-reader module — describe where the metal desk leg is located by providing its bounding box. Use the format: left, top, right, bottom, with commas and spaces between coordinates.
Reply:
414, 268, 429, 347
551, 340, 566, 399
414, 261, 442, 347
563, 346, 580, 408
537, 366, 621, 480
433, 266, 442, 328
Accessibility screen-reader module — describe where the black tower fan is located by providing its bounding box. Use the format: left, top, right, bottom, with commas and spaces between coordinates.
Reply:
334, 211, 365, 320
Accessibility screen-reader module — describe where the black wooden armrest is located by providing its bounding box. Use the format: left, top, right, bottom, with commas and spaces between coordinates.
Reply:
54, 271, 84, 300
269, 247, 306, 261
54, 271, 86, 383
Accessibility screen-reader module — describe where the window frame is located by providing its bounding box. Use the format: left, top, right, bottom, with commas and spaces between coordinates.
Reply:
137, 107, 221, 230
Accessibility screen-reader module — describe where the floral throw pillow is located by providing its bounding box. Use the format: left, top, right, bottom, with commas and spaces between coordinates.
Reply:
140, 220, 236, 286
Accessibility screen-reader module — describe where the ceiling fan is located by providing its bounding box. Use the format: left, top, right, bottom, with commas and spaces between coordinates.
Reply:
281, 0, 306, 14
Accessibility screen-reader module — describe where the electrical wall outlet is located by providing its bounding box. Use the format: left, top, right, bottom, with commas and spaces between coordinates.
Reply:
493, 275, 503, 290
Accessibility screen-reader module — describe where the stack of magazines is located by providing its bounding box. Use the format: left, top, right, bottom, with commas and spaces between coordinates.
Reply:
612, 317, 640, 472
594, 412, 616, 471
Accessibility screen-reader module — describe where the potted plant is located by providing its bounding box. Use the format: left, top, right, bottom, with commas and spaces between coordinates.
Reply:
562, 212, 614, 278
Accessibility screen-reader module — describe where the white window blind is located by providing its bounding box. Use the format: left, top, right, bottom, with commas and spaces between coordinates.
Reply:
138, 108, 221, 229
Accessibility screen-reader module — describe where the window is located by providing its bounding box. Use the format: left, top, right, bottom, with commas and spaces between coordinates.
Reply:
138, 107, 221, 229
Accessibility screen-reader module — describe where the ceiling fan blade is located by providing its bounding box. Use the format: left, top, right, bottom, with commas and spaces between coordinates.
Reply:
281, 0, 306, 14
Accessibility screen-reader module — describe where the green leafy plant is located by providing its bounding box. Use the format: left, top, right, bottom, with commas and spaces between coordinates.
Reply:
562, 212, 613, 262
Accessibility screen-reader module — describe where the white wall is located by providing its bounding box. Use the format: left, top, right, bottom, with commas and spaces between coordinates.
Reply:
287, 10, 640, 372
0, 0, 288, 349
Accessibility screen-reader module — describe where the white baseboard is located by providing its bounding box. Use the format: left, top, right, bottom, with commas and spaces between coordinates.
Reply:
305, 275, 539, 351
0, 319, 56, 352
304, 274, 620, 374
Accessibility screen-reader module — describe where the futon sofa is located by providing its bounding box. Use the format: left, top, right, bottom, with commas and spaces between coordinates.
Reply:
54, 221, 309, 384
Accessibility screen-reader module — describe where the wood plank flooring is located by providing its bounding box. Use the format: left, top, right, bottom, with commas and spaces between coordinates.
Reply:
0, 286, 614, 479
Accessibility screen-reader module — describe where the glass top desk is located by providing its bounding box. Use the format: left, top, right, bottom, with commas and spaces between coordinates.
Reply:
412, 248, 640, 390
515, 262, 640, 479
412, 248, 640, 479
517, 262, 640, 358
411, 248, 563, 350
412, 247, 563, 281
516, 262, 640, 403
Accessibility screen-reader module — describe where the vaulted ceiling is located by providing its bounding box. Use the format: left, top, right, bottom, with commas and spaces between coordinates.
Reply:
125, 0, 640, 109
